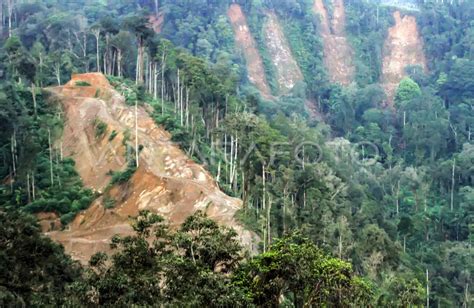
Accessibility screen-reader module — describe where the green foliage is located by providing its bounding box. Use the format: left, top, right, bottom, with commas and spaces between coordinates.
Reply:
68, 210, 250, 306
109, 164, 137, 186
0, 211, 81, 306
234, 232, 374, 306
0, 0, 473, 305
75, 81, 91, 87
108, 130, 118, 141
103, 196, 116, 209
93, 118, 108, 139
395, 77, 422, 106
66, 211, 373, 306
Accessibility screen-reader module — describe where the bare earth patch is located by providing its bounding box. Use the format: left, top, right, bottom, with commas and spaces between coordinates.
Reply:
46, 73, 257, 263
382, 11, 427, 105
313, 0, 355, 85
263, 11, 304, 94
228, 4, 272, 98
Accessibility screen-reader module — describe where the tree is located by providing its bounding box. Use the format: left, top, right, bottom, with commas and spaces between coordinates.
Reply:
69, 211, 249, 306
0, 211, 81, 306
234, 232, 374, 307
395, 77, 422, 107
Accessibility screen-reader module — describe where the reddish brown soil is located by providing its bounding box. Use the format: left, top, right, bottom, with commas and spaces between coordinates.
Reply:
228, 4, 272, 98
46, 73, 257, 263
149, 13, 164, 34
263, 12, 304, 94
382, 11, 427, 104
36, 212, 62, 232
313, 0, 355, 85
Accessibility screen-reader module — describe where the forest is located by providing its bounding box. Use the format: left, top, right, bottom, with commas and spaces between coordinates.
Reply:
0, 0, 472, 306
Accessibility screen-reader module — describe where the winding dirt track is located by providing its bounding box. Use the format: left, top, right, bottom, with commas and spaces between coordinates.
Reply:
47, 73, 257, 263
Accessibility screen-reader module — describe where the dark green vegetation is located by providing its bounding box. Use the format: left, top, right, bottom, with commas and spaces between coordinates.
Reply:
72, 211, 373, 306
0, 211, 81, 305
0, 0, 472, 306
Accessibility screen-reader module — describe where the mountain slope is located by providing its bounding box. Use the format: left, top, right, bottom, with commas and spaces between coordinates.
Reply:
47, 73, 257, 263
263, 11, 304, 94
228, 4, 272, 98
382, 11, 427, 104
313, 0, 355, 85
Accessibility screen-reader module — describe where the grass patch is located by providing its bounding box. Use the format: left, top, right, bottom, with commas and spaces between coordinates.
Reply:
103, 196, 116, 209
75, 81, 92, 87
109, 130, 118, 141
109, 164, 137, 185
93, 118, 108, 139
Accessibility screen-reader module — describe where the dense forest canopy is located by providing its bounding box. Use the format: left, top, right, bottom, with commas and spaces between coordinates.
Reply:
0, 0, 472, 306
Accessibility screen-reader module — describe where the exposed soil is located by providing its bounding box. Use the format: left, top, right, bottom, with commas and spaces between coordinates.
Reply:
36, 212, 62, 232
313, 0, 355, 85
149, 12, 164, 34
263, 12, 304, 94
382, 11, 427, 104
46, 73, 257, 263
228, 4, 272, 98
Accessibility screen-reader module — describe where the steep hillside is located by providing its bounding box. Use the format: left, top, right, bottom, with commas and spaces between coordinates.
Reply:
382, 11, 427, 104
149, 12, 164, 34
227, 4, 272, 98
47, 73, 256, 263
313, 0, 355, 85
263, 12, 304, 94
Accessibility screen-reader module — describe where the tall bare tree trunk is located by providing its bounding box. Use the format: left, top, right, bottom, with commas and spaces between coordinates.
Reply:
92, 29, 100, 73
48, 129, 54, 186
31, 83, 37, 117
137, 38, 145, 84
451, 158, 456, 211
7, 0, 13, 38
426, 269, 430, 308
0, 1, 4, 36
135, 100, 139, 168
27, 173, 31, 203
10, 132, 16, 176
161, 52, 166, 107
32, 172, 35, 200
154, 0, 159, 16
267, 193, 272, 248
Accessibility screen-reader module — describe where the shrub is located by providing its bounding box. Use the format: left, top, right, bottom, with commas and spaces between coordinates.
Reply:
109, 130, 118, 141
75, 81, 92, 87
110, 165, 137, 185
103, 196, 116, 209
93, 118, 108, 139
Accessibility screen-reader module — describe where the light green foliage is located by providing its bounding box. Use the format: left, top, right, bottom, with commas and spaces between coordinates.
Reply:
234, 233, 374, 306
395, 77, 422, 106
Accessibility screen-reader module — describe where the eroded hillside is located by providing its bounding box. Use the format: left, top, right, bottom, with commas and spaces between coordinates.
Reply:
47, 73, 256, 263
263, 12, 304, 94
313, 0, 355, 85
382, 11, 427, 104
227, 4, 272, 97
